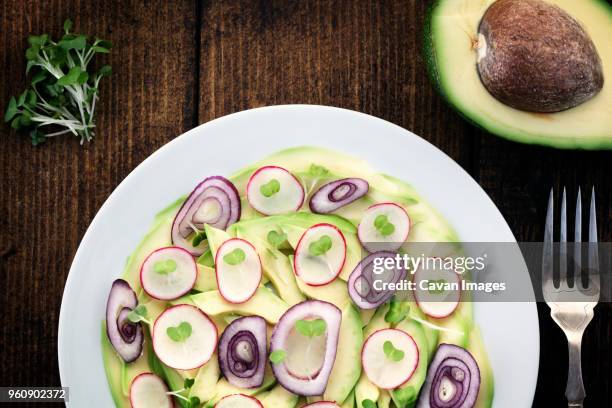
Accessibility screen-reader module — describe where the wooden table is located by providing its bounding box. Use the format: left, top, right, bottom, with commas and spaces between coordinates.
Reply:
0, 1, 609, 406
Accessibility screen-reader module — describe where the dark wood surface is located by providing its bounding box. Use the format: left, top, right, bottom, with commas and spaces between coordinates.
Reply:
0, 1, 609, 407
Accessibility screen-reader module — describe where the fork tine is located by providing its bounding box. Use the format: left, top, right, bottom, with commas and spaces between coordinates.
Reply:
560, 187, 567, 286
542, 188, 554, 286
574, 188, 582, 287
587, 187, 599, 290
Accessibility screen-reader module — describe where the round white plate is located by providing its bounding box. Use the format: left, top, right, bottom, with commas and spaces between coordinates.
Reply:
58, 105, 539, 407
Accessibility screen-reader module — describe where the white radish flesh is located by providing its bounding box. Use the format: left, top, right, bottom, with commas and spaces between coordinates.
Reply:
361, 328, 419, 389
413, 263, 461, 318
215, 238, 262, 303
152, 304, 217, 370
358, 203, 410, 252
294, 223, 347, 286
129, 373, 173, 408
247, 166, 305, 215
140, 246, 197, 300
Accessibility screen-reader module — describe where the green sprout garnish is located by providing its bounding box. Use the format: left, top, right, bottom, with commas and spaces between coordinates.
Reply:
374, 214, 395, 237
126, 305, 149, 324
260, 179, 281, 197
428, 279, 447, 294
383, 340, 404, 362
295, 319, 327, 337
269, 349, 287, 364
267, 230, 287, 248
191, 230, 207, 247
308, 235, 332, 257
384, 296, 410, 324
4, 19, 112, 145
166, 321, 192, 342
153, 259, 177, 275
362, 399, 378, 408
223, 248, 246, 266
308, 164, 330, 178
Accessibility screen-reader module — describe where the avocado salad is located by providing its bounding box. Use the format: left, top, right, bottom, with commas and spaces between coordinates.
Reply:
102, 146, 494, 408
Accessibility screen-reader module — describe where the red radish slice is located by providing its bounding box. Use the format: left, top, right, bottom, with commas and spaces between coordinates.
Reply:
294, 223, 347, 286
361, 329, 419, 389
129, 373, 173, 408
413, 262, 461, 318
215, 394, 263, 408
140, 246, 198, 300
358, 203, 410, 252
309, 178, 369, 214
215, 238, 262, 304
246, 166, 305, 215
303, 403, 341, 408
105, 279, 143, 362
172, 176, 241, 256
152, 304, 217, 370
269, 300, 341, 396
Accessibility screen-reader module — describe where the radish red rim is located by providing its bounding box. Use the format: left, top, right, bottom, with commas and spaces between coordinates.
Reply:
358, 202, 410, 253
129, 372, 172, 408
293, 223, 347, 286
215, 238, 262, 304
152, 304, 218, 370
246, 166, 305, 215
215, 393, 263, 407
140, 246, 198, 300
361, 328, 420, 390
413, 261, 461, 319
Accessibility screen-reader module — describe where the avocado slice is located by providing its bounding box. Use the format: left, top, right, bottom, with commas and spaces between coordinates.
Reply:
258, 384, 299, 407
390, 320, 429, 408
424, 0, 612, 149
324, 304, 363, 403
189, 353, 221, 403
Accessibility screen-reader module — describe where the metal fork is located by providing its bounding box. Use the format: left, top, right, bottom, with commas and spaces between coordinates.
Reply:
542, 187, 600, 408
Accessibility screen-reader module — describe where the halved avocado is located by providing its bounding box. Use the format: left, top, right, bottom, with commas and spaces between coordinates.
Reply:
424, 0, 612, 149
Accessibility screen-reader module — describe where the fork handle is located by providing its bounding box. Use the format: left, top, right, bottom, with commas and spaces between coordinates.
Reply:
566, 332, 585, 407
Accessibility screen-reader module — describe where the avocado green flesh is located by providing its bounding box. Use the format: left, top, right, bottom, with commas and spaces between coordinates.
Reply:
425, 0, 612, 149
102, 146, 492, 407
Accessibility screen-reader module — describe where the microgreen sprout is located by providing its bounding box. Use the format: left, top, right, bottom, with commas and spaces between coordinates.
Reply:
126, 305, 150, 325
269, 349, 287, 364
166, 321, 192, 342
308, 235, 332, 257
383, 340, 405, 362
260, 179, 281, 197
223, 248, 246, 266
374, 214, 395, 236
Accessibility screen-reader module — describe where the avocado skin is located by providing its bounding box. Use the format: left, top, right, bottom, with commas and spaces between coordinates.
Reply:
422, 0, 612, 150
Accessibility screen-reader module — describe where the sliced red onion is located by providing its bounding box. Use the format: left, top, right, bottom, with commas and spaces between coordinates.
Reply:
172, 176, 241, 256
309, 178, 369, 214
416, 344, 481, 408
218, 316, 267, 388
347, 251, 407, 309
105, 279, 144, 363
269, 300, 341, 396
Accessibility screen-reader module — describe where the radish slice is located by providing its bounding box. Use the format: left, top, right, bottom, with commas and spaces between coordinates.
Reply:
358, 203, 410, 252
218, 316, 267, 388
152, 304, 217, 370
172, 176, 241, 256
309, 178, 369, 214
215, 394, 263, 408
269, 300, 341, 396
140, 246, 198, 300
347, 252, 407, 309
361, 329, 419, 389
303, 402, 341, 408
246, 166, 305, 215
413, 262, 461, 318
129, 373, 173, 408
215, 239, 262, 303
294, 223, 347, 286
105, 279, 143, 362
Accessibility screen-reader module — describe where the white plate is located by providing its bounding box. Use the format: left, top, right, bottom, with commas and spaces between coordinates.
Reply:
58, 105, 539, 407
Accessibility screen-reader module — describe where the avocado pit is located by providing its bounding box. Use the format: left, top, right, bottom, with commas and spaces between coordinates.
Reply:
476, 0, 604, 113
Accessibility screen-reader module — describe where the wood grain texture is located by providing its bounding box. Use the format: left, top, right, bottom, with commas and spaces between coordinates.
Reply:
0, 0, 610, 406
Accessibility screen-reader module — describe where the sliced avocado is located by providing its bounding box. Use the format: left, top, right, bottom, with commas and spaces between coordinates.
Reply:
424, 0, 612, 149
161, 362, 192, 408
468, 327, 494, 408
203, 224, 233, 260
193, 264, 218, 292
324, 304, 363, 403
189, 353, 220, 403
206, 373, 275, 406
378, 390, 391, 408
433, 313, 471, 348
289, 254, 351, 308
191, 288, 289, 323
341, 390, 356, 408
391, 320, 429, 408
354, 373, 380, 408
234, 226, 304, 305
101, 322, 134, 408
258, 384, 299, 408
